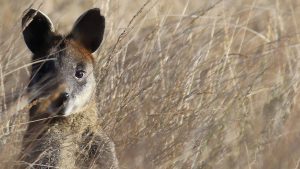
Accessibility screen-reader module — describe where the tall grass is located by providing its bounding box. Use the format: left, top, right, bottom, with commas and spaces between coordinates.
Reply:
1, 0, 300, 168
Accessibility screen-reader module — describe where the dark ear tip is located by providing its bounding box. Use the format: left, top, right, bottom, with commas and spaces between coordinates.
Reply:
23, 8, 38, 16
22, 8, 38, 28
23, 8, 37, 16
90, 8, 100, 11
85, 8, 104, 18
88, 8, 101, 14
22, 8, 54, 32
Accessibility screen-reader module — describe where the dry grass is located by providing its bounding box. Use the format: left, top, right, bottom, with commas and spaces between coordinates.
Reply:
1, 0, 300, 168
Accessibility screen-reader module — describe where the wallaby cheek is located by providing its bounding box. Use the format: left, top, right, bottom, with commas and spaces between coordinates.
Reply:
64, 77, 95, 116
76, 77, 95, 107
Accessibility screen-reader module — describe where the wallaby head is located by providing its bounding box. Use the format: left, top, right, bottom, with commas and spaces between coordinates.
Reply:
22, 8, 105, 117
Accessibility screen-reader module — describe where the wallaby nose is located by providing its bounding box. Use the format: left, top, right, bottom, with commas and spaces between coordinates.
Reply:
51, 92, 70, 110
61, 92, 69, 102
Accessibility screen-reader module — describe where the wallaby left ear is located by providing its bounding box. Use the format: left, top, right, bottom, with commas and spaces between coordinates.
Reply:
22, 9, 55, 55
68, 8, 105, 53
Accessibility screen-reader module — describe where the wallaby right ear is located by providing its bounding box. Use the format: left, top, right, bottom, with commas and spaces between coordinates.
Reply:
68, 8, 105, 53
22, 9, 55, 55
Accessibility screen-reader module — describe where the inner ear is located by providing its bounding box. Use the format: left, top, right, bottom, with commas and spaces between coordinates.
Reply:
22, 9, 55, 55
67, 8, 105, 53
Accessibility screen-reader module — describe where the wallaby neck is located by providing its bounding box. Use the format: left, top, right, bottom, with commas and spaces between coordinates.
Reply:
20, 101, 101, 169
54, 103, 99, 132
26, 100, 99, 138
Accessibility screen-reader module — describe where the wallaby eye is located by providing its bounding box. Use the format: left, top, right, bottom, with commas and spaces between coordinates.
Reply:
75, 70, 86, 79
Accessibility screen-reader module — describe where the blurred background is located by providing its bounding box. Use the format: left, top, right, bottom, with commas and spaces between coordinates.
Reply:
1, 0, 300, 168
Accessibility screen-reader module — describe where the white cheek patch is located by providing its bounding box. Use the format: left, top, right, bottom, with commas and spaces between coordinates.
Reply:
63, 78, 95, 116
64, 103, 74, 117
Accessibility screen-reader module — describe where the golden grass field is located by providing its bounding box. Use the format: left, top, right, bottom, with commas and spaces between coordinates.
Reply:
1, 0, 300, 168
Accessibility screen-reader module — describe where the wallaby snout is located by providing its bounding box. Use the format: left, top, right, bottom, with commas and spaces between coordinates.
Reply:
60, 92, 69, 102
51, 92, 69, 113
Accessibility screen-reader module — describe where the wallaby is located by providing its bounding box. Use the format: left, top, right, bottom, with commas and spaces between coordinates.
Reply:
17, 8, 119, 169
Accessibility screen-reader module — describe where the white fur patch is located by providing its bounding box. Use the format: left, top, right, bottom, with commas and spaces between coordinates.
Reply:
63, 78, 95, 116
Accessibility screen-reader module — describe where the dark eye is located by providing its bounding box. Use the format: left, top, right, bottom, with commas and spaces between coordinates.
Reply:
75, 70, 86, 79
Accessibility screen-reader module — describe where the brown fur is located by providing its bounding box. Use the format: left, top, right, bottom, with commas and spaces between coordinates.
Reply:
68, 40, 95, 63
17, 88, 119, 169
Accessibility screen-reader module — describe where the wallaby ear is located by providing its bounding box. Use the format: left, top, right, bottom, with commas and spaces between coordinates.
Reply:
22, 9, 55, 55
68, 8, 105, 53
